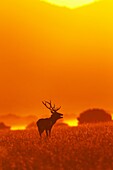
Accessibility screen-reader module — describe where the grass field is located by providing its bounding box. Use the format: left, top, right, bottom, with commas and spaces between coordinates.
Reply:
1, 123, 113, 170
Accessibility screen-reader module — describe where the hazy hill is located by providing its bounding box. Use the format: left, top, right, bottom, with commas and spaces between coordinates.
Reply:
26, 120, 68, 130
0, 114, 38, 126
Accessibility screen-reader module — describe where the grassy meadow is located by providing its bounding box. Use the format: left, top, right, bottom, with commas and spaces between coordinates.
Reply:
1, 123, 113, 170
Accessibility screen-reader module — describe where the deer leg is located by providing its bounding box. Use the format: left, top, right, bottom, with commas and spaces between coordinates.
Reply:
49, 129, 51, 137
46, 130, 49, 137
39, 131, 42, 138
38, 128, 44, 138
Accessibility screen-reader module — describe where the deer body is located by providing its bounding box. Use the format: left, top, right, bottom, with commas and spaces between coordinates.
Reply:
37, 117, 56, 137
36, 101, 63, 137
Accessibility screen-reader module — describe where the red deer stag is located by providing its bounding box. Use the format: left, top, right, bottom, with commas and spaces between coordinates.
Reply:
36, 101, 63, 137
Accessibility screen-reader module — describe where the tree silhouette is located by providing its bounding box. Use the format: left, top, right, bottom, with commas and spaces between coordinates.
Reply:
0, 122, 11, 130
77, 109, 112, 125
26, 122, 37, 130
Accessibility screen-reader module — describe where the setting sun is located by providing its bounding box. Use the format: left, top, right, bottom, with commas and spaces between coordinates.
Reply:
41, 0, 100, 8
64, 119, 79, 127
11, 126, 26, 131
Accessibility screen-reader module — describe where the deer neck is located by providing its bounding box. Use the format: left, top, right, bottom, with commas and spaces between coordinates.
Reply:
50, 116, 58, 125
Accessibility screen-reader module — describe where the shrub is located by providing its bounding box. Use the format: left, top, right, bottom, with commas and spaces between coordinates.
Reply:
77, 108, 112, 124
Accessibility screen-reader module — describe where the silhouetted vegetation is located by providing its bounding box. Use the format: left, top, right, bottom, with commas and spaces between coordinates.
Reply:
1, 123, 113, 170
0, 122, 11, 130
77, 108, 112, 125
26, 122, 37, 130
55, 122, 68, 127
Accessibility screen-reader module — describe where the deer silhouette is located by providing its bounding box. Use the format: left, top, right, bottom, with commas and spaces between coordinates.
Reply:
36, 101, 63, 137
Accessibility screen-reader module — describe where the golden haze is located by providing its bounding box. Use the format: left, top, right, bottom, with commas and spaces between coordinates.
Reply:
41, 0, 100, 9
0, 0, 113, 126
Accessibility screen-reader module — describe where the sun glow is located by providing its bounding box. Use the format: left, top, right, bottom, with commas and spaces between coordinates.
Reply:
111, 114, 113, 120
11, 126, 26, 131
40, 0, 100, 9
64, 119, 79, 127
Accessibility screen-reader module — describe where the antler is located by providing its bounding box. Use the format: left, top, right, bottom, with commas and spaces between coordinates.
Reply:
42, 100, 61, 112
54, 106, 61, 111
42, 100, 52, 111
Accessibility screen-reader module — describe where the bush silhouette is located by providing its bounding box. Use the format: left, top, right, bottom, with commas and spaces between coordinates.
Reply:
26, 122, 37, 130
77, 109, 112, 125
0, 122, 11, 130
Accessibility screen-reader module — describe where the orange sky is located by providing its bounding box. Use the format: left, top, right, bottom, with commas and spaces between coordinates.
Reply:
0, 0, 113, 121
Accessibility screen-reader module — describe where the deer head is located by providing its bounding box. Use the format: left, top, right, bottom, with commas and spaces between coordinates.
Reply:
42, 100, 63, 119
